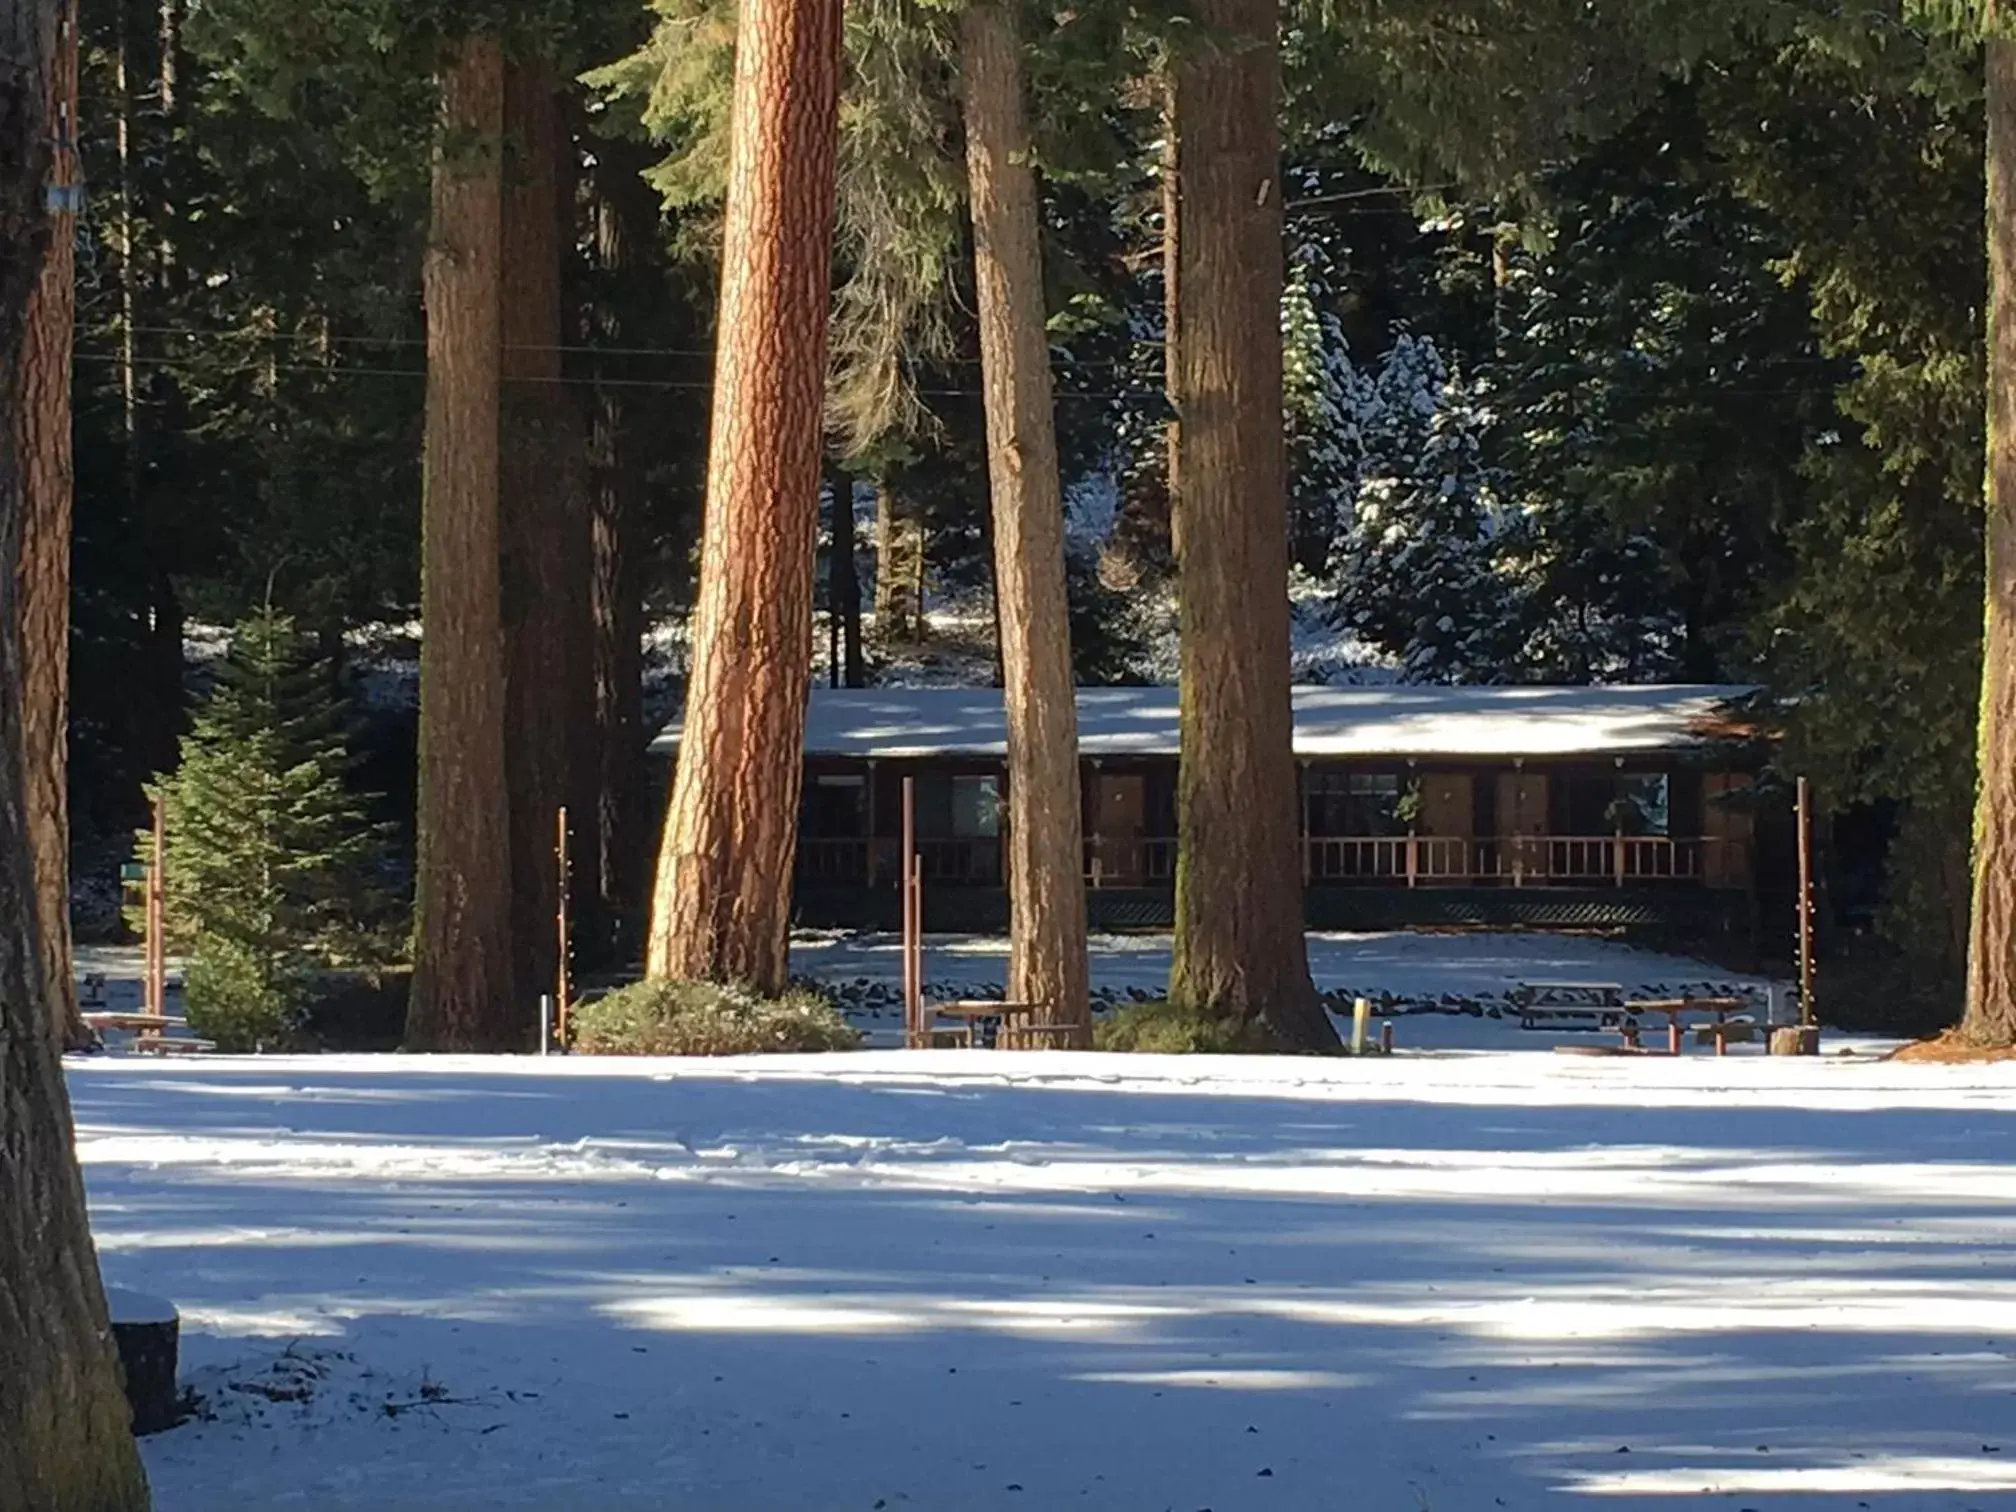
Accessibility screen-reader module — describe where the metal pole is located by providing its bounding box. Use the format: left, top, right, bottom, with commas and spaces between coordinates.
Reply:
902, 775, 917, 1046
556, 806, 572, 1049
539, 994, 552, 1057
1796, 775, 1816, 1028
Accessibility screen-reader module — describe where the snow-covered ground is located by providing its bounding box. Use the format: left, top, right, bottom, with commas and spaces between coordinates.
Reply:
72, 1045, 2016, 1512
792, 930, 1790, 1050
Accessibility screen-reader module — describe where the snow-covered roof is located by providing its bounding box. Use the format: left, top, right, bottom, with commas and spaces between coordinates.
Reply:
651, 684, 1759, 760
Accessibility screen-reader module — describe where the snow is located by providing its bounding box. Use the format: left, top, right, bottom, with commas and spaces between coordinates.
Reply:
793, 929, 1788, 1049
70, 1033, 2016, 1511
105, 1286, 180, 1326
653, 683, 1757, 760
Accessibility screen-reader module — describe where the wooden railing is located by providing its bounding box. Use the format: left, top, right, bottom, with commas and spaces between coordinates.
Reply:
799, 835, 1747, 889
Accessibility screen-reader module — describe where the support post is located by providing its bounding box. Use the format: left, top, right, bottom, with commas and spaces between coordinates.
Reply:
902, 774, 918, 1045
1406, 833, 1418, 890
1796, 775, 1816, 1028
146, 791, 165, 1021
556, 806, 572, 1049
1351, 996, 1369, 1055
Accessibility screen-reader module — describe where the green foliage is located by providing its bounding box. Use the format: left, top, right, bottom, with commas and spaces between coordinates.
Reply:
1093, 1000, 1280, 1054
572, 978, 862, 1056
149, 610, 398, 1050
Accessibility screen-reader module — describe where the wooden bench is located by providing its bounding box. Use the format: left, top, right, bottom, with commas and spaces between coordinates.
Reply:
83, 1012, 174, 1033
132, 1037, 216, 1055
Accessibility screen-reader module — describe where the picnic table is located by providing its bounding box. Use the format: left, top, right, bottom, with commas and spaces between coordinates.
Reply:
1511, 981, 1628, 1031
1619, 997, 1754, 1056
917, 1000, 1079, 1049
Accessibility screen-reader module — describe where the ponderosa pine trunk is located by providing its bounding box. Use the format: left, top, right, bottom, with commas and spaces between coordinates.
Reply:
959, 0, 1090, 1045
645, 0, 843, 991
16, 0, 83, 1051
587, 135, 657, 932
1, 4, 152, 1503
1965, 34, 2016, 1046
1164, 0, 1333, 1050
408, 35, 516, 1051
500, 57, 590, 1011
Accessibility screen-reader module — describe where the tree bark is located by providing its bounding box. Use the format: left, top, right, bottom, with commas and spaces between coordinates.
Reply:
408, 35, 516, 1051
1164, 0, 1334, 1050
827, 467, 866, 687
587, 135, 657, 933
16, 0, 83, 1050
959, 0, 1090, 1045
1967, 35, 2016, 1047
1, 3, 153, 1502
873, 477, 926, 642
499, 57, 589, 1012
645, 0, 843, 992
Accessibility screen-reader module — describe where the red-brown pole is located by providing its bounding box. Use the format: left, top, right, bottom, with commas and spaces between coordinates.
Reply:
147, 791, 164, 1021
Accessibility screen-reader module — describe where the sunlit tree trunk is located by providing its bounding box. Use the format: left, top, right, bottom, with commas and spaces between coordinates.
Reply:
645, 0, 843, 990
408, 35, 516, 1050
1966, 34, 2016, 1046
0, 3, 153, 1501
1164, 0, 1334, 1049
959, 0, 1090, 1044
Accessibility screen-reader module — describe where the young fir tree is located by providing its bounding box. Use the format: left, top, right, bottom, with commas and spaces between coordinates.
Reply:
1332, 334, 1515, 681
151, 609, 394, 1050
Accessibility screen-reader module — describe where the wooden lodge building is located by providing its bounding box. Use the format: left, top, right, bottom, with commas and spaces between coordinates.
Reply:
652, 684, 1770, 936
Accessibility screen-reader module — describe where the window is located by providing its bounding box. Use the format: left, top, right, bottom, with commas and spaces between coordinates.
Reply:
1305, 771, 1404, 836
801, 774, 865, 837
951, 775, 1001, 838
1615, 774, 1670, 837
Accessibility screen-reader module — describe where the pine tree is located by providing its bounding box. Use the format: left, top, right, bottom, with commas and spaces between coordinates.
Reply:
152, 609, 394, 1050
1332, 334, 1515, 681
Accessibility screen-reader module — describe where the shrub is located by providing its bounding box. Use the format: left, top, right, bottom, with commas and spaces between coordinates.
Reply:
571, 978, 861, 1056
1092, 1000, 1279, 1054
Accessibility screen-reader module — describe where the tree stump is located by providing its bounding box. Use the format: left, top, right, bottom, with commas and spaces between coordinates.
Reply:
105, 1287, 181, 1434
1769, 1025, 1821, 1057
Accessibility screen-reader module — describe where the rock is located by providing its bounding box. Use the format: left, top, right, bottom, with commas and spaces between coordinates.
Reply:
105, 1287, 181, 1435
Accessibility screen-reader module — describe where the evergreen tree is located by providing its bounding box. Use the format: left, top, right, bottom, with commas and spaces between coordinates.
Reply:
1332, 334, 1514, 681
153, 609, 395, 1050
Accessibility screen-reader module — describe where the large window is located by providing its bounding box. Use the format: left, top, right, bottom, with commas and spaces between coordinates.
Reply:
1306, 771, 1405, 836
801, 773, 866, 837
1561, 773, 1670, 836
951, 775, 1001, 838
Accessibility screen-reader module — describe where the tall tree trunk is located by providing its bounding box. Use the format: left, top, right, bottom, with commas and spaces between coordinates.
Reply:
1, 4, 152, 1502
499, 57, 589, 1013
1164, 0, 1333, 1049
1966, 35, 2016, 1046
645, 0, 843, 992
959, 0, 1090, 1043
408, 35, 516, 1051
17, 0, 83, 1050
828, 466, 865, 687
587, 136, 656, 936
873, 478, 926, 642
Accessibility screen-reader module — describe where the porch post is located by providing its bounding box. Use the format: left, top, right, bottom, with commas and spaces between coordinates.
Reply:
865, 758, 879, 886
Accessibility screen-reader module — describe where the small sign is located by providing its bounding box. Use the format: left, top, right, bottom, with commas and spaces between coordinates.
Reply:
119, 862, 148, 883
